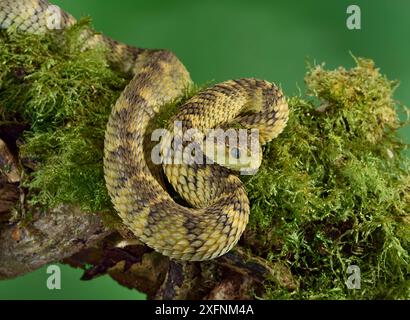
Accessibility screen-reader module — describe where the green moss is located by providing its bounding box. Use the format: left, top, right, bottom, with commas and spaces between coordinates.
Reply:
244, 58, 409, 299
0, 23, 408, 299
0, 20, 125, 212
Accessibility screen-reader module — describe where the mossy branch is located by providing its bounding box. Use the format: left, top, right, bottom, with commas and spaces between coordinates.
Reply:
0, 22, 409, 299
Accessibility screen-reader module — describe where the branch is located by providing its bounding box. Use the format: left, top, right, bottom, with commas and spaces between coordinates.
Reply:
0, 137, 112, 279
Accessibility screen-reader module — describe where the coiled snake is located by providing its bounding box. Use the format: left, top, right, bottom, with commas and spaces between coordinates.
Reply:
1, 0, 289, 261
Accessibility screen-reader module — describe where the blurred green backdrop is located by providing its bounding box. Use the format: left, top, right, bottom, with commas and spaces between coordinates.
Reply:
0, 0, 408, 299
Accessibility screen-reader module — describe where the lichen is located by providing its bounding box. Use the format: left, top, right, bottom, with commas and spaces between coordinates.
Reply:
0, 22, 408, 299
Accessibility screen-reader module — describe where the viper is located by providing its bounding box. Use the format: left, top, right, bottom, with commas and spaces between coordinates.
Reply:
0, 0, 289, 261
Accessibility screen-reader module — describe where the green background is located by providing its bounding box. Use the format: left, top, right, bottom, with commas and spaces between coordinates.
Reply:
0, 0, 409, 299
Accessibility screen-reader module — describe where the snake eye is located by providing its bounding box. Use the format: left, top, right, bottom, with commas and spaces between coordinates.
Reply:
231, 147, 241, 159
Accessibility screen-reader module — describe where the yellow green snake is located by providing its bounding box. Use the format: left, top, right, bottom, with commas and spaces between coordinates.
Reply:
1, 0, 289, 261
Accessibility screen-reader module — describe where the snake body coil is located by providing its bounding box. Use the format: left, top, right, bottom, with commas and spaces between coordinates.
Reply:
1, 0, 289, 261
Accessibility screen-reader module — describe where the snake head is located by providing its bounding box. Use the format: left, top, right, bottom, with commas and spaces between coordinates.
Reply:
203, 128, 262, 174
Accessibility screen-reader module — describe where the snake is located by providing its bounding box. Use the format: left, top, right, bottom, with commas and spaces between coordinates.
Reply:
1, 0, 289, 261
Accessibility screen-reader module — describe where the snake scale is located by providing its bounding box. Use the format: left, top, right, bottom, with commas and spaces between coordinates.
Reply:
1, 0, 289, 261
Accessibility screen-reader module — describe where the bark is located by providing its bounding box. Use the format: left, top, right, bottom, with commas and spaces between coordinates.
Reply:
0, 135, 111, 279
65, 239, 297, 299
0, 204, 111, 279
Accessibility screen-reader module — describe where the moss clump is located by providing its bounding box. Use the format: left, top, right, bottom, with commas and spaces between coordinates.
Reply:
0, 20, 127, 212
0, 23, 408, 299
244, 58, 409, 299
